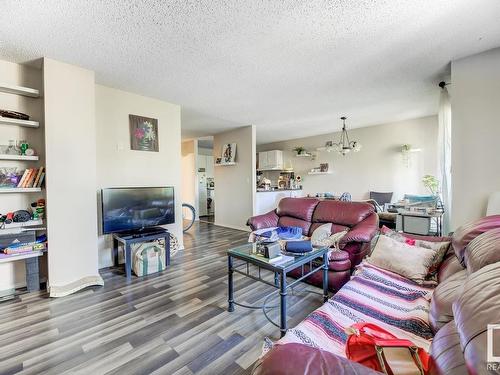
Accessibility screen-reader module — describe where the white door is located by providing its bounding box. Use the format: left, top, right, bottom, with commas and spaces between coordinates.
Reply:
206, 156, 214, 177
197, 155, 207, 172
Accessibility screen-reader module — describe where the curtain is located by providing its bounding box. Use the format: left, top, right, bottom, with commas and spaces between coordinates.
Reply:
437, 86, 452, 234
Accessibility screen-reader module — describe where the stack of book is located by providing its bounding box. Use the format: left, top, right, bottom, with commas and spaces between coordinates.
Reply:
17, 167, 45, 188
2, 242, 46, 255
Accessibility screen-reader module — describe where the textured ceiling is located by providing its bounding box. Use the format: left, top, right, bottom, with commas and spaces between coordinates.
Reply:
1, 1, 500, 144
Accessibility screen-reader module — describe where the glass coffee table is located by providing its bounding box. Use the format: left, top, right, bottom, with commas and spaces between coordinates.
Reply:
227, 243, 330, 337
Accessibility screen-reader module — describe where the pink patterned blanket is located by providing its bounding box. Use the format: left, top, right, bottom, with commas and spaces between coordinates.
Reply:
266, 262, 435, 357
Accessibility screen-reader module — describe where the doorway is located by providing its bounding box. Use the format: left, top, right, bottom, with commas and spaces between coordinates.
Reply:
197, 137, 215, 223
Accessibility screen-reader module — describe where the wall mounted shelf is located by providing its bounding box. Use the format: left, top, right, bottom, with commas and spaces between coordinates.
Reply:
0, 154, 39, 161
0, 83, 40, 98
0, 117, 40, 128
0, 219, 43, 230
307, 171, 332, 175
0, 187, 42, 193
214, 162, 237, 166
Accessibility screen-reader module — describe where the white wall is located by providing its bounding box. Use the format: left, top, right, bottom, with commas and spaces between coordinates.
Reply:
0, 59, 45, 292
214, 125, 256, 231
44, 58, 101, 296
450, 47, 500, 229
181, 139, 198, 220
95, 85, 182, 268
258, 116, 438, 201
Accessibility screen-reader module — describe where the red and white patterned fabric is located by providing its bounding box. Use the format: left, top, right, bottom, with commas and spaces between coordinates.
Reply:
266, 262, 434, 357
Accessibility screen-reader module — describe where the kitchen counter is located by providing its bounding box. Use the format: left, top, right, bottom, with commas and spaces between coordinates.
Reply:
256, 188, 302, 193
255, 189, 303, 215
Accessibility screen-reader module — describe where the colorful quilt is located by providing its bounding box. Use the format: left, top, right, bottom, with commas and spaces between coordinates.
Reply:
267, 262, 435, 357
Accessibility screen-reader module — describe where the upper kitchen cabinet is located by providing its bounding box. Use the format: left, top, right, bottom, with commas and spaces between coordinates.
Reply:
258, 150, 283, 170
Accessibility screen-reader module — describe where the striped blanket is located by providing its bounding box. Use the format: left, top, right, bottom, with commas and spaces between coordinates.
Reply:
267, 262, 435, 357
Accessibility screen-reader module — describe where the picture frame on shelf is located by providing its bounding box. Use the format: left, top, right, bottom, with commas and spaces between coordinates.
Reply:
222, 143, 236, 163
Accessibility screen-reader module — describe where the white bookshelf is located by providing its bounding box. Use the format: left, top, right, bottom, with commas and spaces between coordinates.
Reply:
0, 117, 39, 128
0, 187, 42, 193
0, 154, 39, 161
0, 83, 40, 98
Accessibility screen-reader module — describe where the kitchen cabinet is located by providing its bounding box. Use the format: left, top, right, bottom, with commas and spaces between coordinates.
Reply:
258, 150, 283, 170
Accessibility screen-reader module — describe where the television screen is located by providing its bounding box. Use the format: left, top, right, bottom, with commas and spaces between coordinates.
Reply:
101, 187, 175, 234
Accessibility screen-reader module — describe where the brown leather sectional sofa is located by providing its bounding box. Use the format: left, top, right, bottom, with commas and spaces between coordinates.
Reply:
253, 215, 500, 375
247, 197, 379, 292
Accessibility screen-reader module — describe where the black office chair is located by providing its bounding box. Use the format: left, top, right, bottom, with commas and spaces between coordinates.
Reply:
369, 192, 393, 211
369, 191, 395, 229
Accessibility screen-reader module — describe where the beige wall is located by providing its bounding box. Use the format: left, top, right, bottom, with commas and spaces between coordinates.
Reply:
44, 58, 101, 294
95, 85, 183, 268
181, 139, 198, 220
0, 60, 45, 292
258, 116, 438, 201
450, 47, 500, 229
214, 125, 256, 230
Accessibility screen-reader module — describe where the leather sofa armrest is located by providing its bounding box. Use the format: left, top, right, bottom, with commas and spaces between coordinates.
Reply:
252, 343, 380, 375
340, 213, 379, 245
329, 249, 351, 271
247, 210, 279, 231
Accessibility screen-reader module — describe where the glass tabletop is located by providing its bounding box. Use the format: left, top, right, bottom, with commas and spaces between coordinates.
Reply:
228, 242, 329, 269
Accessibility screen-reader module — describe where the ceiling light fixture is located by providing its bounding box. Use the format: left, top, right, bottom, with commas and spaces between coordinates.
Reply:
317, 116, 362, 156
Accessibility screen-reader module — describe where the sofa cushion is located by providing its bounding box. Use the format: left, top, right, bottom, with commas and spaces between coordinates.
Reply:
276, 197, 319, 222
428, 320, 468, 375
310, 222, 349, 236
274, 263, 433, 359
437, 254, 464, 285
453, 262, 500, 372
464, 227, 500, 274
310, 223, 332, 245
253, 343, 380, 375
278, 217, 311, 236
366, 235, 438, 285
429, 269, 467, 333
381, 226, 450, 281
312, 200, 374, 227
451, 214, 500, 265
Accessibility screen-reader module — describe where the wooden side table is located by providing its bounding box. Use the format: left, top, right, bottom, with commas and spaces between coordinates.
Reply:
112, 230, 170, 280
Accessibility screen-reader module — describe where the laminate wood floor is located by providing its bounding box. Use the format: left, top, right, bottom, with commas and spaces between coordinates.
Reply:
0, 222, 324, 375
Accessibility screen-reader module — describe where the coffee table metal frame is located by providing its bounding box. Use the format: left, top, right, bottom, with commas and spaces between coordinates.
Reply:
227, 244, 330, 337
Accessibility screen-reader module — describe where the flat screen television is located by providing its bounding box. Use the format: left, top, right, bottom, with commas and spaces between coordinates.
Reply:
101, 187, 175, 234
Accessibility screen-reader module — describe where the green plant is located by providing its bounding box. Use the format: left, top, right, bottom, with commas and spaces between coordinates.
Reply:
293, 146, 306, 155
422, 175, 439, 195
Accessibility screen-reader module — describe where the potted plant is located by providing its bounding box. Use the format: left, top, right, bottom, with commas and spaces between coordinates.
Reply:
293, 146, 306, 155
422, 175, 439, 196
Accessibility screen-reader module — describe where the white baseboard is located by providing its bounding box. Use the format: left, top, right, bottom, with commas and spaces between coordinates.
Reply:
213, 222, 251, 232
49, 275, 104, 298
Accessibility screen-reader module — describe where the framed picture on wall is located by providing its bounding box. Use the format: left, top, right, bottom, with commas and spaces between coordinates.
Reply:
222, 143, 236, 163
129, 114, 159, 152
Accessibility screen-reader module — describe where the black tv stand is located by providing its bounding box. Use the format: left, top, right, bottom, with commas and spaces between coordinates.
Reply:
120, 226, 167, 239
112, 228, 170, 279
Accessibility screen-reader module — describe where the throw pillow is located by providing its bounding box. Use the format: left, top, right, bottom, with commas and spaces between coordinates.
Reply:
366, 235, 438, 285
310, 223, 332, 246
380, 226, 450, 281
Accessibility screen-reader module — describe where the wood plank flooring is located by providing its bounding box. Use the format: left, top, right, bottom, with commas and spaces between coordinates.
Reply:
0, 222, 324, 375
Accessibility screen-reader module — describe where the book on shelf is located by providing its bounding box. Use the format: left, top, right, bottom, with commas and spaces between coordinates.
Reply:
24, 168, 36, 187
33, 167, 44, 187
16, 167, 45, 188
